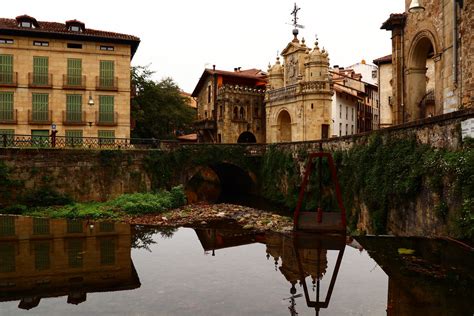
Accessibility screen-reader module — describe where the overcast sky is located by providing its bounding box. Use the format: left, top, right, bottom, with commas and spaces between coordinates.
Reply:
5, 0, 404, 93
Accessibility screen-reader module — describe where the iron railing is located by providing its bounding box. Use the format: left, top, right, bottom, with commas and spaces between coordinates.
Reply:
62, 111, 87, 125
96, 76, 118, 91
28, 73, 53, 88
0, 72, 18, 87
28, 110, 52, 124
0, 109, 17, 124
63, 74, 86, 89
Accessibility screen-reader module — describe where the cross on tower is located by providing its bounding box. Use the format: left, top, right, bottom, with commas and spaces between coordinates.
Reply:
291, 3, 301, 29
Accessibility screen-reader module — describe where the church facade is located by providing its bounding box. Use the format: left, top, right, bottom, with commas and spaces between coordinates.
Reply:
265, 31, 333, 143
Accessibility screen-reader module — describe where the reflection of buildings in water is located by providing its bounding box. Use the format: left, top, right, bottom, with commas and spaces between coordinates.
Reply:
194, 228, 265, 256
358, 236, 474, 316
0, 216, 140, 310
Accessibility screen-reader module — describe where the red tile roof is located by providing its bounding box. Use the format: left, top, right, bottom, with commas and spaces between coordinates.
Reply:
373, 54, 392, 65
0, 16, 140, 56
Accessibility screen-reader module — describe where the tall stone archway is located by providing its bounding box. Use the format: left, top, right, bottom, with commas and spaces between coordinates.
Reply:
406, 31, 440, 120
277, 110, 292, 142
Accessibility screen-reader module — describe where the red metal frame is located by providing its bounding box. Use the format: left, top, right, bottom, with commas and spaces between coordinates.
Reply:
293, 152, 347, 230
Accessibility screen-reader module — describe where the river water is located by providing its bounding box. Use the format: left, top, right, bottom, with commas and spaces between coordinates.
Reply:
0, 215, 472, 316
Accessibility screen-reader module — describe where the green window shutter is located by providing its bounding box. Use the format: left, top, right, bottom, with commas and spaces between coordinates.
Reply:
100, 238, 115, 265
99, 60, 114, 88
0, 243, 15, 273
0, 54, 13, 84
65, 130, 83, 147
0, 216, 15, 236
67, 58, 82, 86
33, 56, 49, 85
33, 218, 50, 235
99, 222, 115, 232
0, 92, 13, 121
32, 93, 49, 122
66, 94, 82, 122
67, 239, 83, 268
99, 95, 114, 123
67, 219, 83, 233
98, 130, 115, 145
31, 129, 49, 147
34, 242, 50, 271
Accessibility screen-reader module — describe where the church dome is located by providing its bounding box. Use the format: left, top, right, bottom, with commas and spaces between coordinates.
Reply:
268, 56, 284, 75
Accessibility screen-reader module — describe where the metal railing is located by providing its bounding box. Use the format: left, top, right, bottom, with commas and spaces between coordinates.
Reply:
0, 72, 18, 87
0, 109, 17, 124
28, 110, 52, 124
63, 74, 86, 89
96, 76, 118, 91
62, 111, 86, 125
96, 111, 118, 126
28, 73, 53, 88
0, 134, 162, 149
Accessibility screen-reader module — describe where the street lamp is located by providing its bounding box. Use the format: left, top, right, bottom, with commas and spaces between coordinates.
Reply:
409, 0, 425, 13
88, 93, 94, 106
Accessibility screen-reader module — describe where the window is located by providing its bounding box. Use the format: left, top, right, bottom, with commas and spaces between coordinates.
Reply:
69, 25, 81, 32
352, 108, 354, 120
33, 56, 49, 85
67, 58, 82, 86
0, 39, 13, 44
66, 94, 82, 122
0, 54, 14, 84
67, 220, 83, 233
66, 130, 83, 147
311, 103, 314, 110
346, 124, 348, 136
239, 107, 245, 120
339, 123, 342, 137
0, 92, 14, 122
20, 21, 32, 28
99, 60, 114, 88
339, 104, 342, 119
33, 41, 49, 47
0, 243, 15, 272
33, 218, 50, 235
32, 93, 49, 122
233, 107, 238, 120
345, 106, 348, 120
67, 43, 82, 49
99, 95, 114, 123
351, 125, 354, 134
372, 70, 377, 79
100, 239, 115, 265
98, 130, 115, 145
67, 239, 83, 268
100, 45, 114, 51
207, 85, 211, 103
0, 216, 15, 236
99, 222, 115, 232
34, 242, 50, 271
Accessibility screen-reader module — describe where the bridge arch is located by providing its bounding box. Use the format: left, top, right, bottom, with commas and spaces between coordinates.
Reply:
184, 162, 257, 204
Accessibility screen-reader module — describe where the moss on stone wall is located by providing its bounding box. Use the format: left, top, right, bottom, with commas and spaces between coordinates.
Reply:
261, 135, 474, 241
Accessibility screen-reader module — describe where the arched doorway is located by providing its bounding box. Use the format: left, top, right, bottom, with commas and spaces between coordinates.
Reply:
277, 110, 292, 142
237, 131, 256, 143
407, 32, 438, 120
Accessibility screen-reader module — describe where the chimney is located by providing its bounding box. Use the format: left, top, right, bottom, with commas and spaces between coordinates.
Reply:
212, 65, 216, 71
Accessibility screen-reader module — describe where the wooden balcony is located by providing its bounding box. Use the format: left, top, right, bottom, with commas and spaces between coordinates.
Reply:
96, 76, 118, 91
63, 75, 86, 90
0, 72, 18, 87
62, 111, 87, 126
28, 110, 52, 124
0, 109, 17, 124
28, 73, 53, 88
95, 111, 118, 126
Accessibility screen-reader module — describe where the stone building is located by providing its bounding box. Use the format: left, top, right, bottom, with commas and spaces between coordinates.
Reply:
374, 55, 394, 128
331, 67, 379, 134
192, 67, 266, 143
381, 0, 473, 125
265, 32, 333, 142
0, 15, 140, 140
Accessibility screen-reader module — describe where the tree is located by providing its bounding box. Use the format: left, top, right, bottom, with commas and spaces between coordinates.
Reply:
131, 66, 196, 139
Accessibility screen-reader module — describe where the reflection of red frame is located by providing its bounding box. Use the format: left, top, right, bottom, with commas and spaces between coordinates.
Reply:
293, 233, 346, 314
293, 152, 347, 231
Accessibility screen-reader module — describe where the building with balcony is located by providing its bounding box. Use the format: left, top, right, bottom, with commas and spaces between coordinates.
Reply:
0, 15, 140, 141
265, 31, 333, 143
191, 67, 266, 143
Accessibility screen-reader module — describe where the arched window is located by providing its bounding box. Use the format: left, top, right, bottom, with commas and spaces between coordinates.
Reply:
233, 107, 238, 120
239, 107, 245, 120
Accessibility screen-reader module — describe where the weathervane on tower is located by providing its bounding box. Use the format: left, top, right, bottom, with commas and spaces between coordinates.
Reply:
290, 3, 304, 39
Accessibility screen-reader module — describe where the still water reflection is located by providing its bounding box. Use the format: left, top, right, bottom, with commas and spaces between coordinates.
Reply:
0, 215, 473, 316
